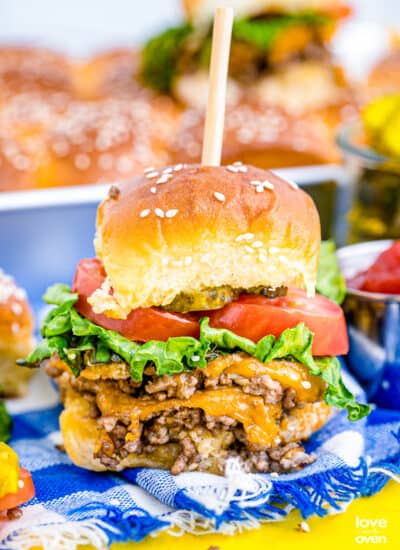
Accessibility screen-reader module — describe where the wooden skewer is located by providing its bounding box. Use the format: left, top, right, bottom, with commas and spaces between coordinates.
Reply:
201, 6, 234, 166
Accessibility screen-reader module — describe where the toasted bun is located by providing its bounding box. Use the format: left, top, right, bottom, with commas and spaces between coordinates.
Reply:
0, 91, 69, 191
0, 47, 74, 102
173, 61, 353, 113
170, 102, 340, 168
250, 61, 351, 115
92, 164, 320, 317
183, 0, 346, 22
73, 48, 141, 100
0, 269, 35, 396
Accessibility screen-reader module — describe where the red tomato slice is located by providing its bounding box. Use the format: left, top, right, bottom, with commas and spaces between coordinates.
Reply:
72, 258, 200, 341
0, 468, 35, 512
72, 258, 348, 356
208, 289, 349, 356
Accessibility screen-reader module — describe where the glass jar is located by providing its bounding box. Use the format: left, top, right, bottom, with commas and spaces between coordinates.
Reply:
337, 122, 400, 243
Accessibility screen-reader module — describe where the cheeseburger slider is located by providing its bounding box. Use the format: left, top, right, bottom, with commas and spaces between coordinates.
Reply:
140, 0, 352, 115
21, 163, 368, 475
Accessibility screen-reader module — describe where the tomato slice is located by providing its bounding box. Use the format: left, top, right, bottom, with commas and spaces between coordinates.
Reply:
72, 258, 348, 356
208, 289, 349, 356
0, 468, 35, 512
72, 258, 200, 341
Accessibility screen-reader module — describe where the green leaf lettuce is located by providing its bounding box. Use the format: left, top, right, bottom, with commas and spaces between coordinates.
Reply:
317, 240, 346, 305
19, 284, 369, 421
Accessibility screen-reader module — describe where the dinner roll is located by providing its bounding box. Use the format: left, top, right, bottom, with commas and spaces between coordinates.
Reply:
35, 96, 179, 188
0, 269, 35, 396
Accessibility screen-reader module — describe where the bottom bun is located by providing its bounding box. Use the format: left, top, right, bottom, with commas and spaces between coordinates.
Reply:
50, 353, 331, 475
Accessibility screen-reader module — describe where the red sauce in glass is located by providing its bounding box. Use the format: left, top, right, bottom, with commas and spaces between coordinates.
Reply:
348, 241, 400, 294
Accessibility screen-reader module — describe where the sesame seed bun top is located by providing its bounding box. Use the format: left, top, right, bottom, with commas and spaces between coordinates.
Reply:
91, 164, 321, 318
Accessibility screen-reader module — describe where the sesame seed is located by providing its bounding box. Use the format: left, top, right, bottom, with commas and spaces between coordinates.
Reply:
144, 167, 156, 173
154, 208, 164, 218
301, 381, 312, 389
237, 165, 248, 173
214, 192, 225, 202
163, 167, 174, 174
18, 480, 25, 489
191, 355, 200, 362
139, 209, 150, 218
11, 302, 23, 315
287, 179, 299, 189
252, 241, 263, 248
156, 174, 171, 185
173, 163, 184, 171
262, 180, 275, 190
269, 247, 279, 254
259, 254, 267, 263
249, 180, 262, 186
146, 171, 159, 179
227, 165, 238, 173
14, 288, 26, 300
236, 233, 254, 242
233, 161, 243, 166
165, 209, 178, 218
150, 187, 157, 194
244, 245, 254, 254
11, 322, 20, 334
256, 185, 264, 193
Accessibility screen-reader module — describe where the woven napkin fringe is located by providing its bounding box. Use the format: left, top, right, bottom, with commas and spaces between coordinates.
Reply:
173, 458, 369, 527
0, 510, 168, 550
0, 519, 111, 550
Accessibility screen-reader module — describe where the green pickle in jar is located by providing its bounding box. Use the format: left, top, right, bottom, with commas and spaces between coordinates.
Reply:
347, 94, 400, 243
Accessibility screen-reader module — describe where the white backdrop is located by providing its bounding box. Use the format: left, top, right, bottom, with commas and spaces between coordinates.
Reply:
0, 0, 398, 55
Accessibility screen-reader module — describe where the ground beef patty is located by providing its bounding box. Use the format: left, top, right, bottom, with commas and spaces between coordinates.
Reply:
45, 352, 329, 475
